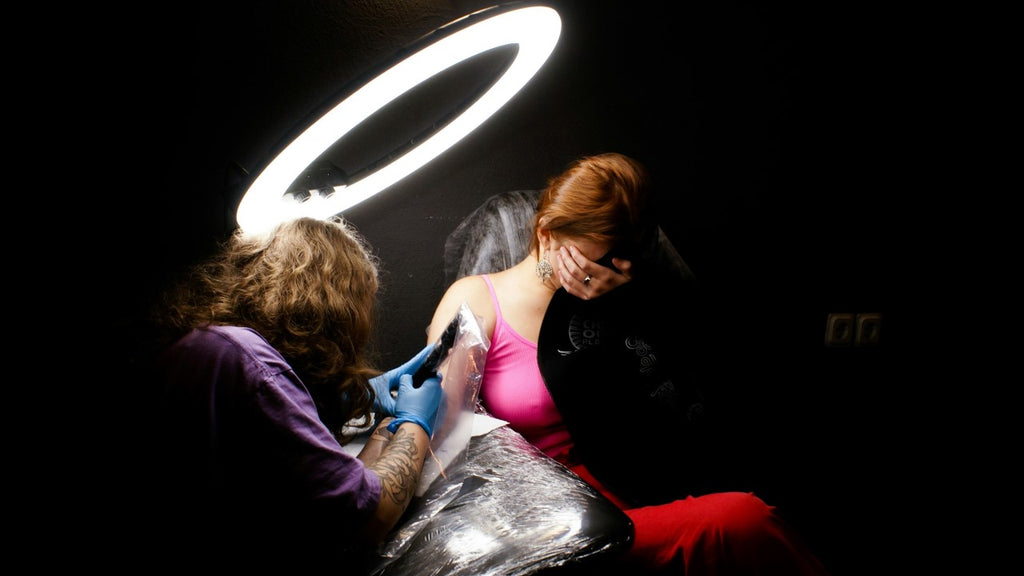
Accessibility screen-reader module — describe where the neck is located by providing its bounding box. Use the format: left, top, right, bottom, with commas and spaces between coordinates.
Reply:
518, 253, 559, 295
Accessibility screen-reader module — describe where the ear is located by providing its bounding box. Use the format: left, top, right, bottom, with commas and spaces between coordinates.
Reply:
536, 228, 552, 253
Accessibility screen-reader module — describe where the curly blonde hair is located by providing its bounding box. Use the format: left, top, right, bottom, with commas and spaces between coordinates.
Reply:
156, 216, 381, 440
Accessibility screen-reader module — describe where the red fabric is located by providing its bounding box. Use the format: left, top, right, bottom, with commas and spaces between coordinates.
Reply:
569, 463, 830, 575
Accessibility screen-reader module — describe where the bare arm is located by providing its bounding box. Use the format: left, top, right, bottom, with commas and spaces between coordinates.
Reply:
426, 275, 493, 344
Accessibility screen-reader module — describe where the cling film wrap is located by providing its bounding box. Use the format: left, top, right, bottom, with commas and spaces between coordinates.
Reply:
365, 425, 633, 575
363, 301, 634, 574
416, 301, 489, 497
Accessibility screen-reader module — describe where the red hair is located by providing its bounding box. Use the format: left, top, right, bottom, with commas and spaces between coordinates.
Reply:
530, 152, 654, 254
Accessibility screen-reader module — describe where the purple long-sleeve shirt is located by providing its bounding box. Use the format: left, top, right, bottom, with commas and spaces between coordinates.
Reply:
154, 325, 380, 552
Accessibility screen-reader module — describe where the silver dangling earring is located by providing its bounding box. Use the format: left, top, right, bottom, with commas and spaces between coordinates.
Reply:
536, 256, 553, 282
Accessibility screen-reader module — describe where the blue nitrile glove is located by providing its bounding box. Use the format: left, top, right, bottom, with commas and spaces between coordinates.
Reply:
369, 343, 435, 416
387, 373, 443, 437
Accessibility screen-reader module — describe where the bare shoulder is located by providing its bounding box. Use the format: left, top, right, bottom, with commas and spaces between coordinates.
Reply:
439, 275, 490, 309
427, 275, 495, 342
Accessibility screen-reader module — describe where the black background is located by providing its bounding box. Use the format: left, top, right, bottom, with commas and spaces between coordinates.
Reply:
61, 1, 954, 573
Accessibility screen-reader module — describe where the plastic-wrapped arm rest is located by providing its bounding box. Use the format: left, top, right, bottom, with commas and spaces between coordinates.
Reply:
362, 424, 634, 576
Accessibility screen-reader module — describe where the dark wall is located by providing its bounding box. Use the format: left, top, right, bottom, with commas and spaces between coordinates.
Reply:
107, 1, 908, 360
88, 1, 926, 573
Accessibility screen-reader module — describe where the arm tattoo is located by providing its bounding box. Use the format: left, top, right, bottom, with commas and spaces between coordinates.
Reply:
369, 427, 421, 505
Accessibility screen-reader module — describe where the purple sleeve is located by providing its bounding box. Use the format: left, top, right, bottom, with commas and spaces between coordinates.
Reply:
164, 326, 382, 525
253, 365, 383, 516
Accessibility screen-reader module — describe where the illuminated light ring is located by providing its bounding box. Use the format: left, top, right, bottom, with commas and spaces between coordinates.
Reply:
236, 5, 562, 234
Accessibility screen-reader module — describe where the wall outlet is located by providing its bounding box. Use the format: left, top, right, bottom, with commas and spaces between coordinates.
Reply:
855, 312, 882, 346
824, 313, 855, 347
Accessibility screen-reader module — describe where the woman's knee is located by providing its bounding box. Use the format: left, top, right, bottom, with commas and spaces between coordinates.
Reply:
699, 491, 776, 536
629, 492, 776, 548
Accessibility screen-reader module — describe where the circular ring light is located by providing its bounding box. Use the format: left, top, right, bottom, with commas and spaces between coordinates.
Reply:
236, 4, 562, 234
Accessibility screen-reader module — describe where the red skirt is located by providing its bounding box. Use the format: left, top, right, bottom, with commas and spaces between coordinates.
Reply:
568, 463, 830, 575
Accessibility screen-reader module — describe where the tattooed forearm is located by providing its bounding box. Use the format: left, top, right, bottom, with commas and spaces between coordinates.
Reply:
369, 427, 422, 505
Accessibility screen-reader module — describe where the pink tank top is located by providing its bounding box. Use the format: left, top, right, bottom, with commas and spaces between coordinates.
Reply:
479, 275, 574, 461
